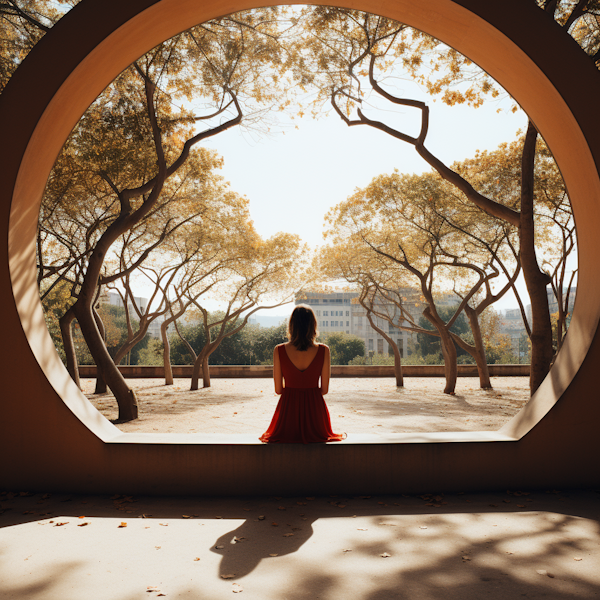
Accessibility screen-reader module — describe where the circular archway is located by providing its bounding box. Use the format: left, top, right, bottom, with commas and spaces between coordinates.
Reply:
1, 0, 600, 494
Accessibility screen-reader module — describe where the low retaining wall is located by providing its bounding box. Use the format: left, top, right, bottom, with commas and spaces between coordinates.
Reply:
78, 364, 530, 379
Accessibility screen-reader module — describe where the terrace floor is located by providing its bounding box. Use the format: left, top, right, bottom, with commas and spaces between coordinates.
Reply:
1, 489, 599, 599
82, 376, 530, 435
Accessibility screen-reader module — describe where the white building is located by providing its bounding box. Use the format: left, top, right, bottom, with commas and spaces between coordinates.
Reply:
297, 290, 430, 358
99, 291, 166, 339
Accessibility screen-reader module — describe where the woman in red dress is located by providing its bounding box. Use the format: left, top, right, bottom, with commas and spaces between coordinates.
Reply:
260, 305, 346, 443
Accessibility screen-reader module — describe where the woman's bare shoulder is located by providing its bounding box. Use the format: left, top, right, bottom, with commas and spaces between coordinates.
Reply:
319, 343, 330, 352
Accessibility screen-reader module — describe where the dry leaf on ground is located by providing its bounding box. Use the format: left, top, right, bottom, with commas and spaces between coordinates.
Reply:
221, 574, 235, 579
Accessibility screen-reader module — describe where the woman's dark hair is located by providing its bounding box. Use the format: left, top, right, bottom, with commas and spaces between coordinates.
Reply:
288, 304, 318, 351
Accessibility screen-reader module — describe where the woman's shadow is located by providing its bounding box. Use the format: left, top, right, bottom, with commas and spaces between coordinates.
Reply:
211, 514, 317, 578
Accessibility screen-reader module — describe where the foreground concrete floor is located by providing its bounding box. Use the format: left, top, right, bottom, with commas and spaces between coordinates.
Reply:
1, 489, 599, 599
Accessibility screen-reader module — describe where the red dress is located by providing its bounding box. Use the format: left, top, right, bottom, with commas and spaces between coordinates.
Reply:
259, 344, 346, 444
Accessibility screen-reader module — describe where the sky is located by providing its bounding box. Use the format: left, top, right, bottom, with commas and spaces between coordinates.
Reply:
194, 85, 532, 318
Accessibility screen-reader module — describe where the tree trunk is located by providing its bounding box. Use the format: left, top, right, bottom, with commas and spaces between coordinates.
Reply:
74, 302, 138, 421
391, 342, 403, 387
439, 329, 458, 395
423, 306, 457, 394
363, 309, 403, 386
520, 121, 554, 393
161, 320, 174, 386
59, 305, 80, 389
202, 355, 210, 388
465, 306, 492, 389
92, 305, 107, 394
191, 352, 211, 390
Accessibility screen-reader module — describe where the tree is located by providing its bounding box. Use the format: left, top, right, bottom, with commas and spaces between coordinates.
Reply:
182, 231, 306, 389
303, 4, 590, 393
322, 168, 521, 393
321, 331, 365, 365
38, 9, 299, 420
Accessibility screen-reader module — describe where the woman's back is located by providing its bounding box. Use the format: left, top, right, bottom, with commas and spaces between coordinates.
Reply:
278, 343, 324, 389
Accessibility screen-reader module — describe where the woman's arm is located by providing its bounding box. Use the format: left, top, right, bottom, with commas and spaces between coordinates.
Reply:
273, 346, 284, 395
320, 345, 331, 395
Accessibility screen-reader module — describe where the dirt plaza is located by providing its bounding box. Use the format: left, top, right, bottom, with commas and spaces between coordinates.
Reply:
82, 376, 531, 435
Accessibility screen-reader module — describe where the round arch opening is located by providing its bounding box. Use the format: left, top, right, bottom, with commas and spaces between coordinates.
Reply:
5, 0, 600, 454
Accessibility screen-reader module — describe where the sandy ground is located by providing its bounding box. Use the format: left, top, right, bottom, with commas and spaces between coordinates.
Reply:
82, 376, 531, 434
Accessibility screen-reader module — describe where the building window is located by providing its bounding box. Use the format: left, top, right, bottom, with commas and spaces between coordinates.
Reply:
325, 321, 328, 327
378, 339, 384, 354
346, 311, 349, 317
368, 339, 373, 350
324, 311, 328, 316
316, 310, 321, 317
346, 321, 349, 327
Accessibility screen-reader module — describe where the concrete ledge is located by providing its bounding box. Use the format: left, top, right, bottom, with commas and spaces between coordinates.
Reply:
77, 364, 531, 378
108, 431, 519, 445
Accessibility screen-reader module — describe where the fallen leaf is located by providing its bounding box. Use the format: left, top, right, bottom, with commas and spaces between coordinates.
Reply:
54, 522, 68, 527
338, 504, 346, 508
297, 501, 306, 505
269, 553, 278, 557
271, 522, 278, 527
155, 546, 161, 550
462, 556, 471, 561
342, 549, 352, 553
357, 528, 368, 531
118, 522, 127, 528
77, 522, 90, 527
182, 515, 192, 519
232, 583, 243, 593
215, 545, 224, 549
378, 523, 397, 527
142, 514, 152, 518
194, 558, 200, 561
419, 526, 428, 530
517, 504, 526, 508
159, 523, 168, 527
278, 506, 286, 510
536, 569, 547, 576
574, 557, 583, 561
258, 516, 265, 520
505, 551, 513, 555
221, 574, 235, 579
215, 516, 223, 519
283, 533, 294, 537
381, 552, 391, 558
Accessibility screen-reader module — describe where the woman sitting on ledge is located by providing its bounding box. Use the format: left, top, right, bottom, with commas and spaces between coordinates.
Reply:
260, 304, 346, 444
